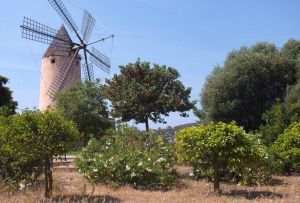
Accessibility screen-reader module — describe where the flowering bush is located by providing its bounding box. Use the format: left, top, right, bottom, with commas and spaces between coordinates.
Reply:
76, 128, 178, 189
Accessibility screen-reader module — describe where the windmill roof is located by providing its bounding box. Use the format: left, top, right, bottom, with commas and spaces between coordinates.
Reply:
43, 25, 79, 58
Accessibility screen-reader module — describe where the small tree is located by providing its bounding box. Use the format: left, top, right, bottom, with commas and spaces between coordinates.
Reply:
175, 122, 268, 193
273, 122, 300, 173
56, 80, 111, 145
105, 59, 194, 131
0, 110, 79, 197
0, 75, 17, 115
37, 110, 79, 197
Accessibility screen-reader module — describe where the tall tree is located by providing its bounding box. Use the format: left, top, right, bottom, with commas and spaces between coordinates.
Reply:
0, 75, 17, 115
105, 59, 194, 131
199, 42, 298, 131
56, 80, 111, 144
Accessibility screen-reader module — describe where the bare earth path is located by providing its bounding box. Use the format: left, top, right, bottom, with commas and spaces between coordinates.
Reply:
1, 166, 300, 203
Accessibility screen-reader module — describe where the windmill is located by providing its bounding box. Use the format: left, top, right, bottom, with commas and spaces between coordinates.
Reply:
20, 0, 113, 110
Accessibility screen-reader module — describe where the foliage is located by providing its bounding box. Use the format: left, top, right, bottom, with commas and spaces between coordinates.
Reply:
105, 59, 194, 131
0, 112, 43, 188
0, 75, 17, 115
76, 126, 178, 189
56, 80, 112, 144
0, 110, 79, 197
259, 101, 290, 146
272, 122, 300, 173
199, 42, 299, 131
259, 81, 300, 146
175, 122, 270, 193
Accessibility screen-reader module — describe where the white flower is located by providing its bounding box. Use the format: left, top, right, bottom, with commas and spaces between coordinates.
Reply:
109, 157, 114, 162
126, 165, 131, 171
189, 172, 194, 177
146, 168, 152, 172
19, 183, 25, 190
148, 158, 151, 161
130, 172, 136, 177
93, 168, 98, 172
138, 162, 143, 166
156, 157, 166, 163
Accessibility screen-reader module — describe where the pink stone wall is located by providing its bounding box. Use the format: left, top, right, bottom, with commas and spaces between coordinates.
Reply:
39, 55, 81, 111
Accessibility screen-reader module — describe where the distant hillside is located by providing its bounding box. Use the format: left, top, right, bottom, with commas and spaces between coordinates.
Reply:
154, 123, 198, 142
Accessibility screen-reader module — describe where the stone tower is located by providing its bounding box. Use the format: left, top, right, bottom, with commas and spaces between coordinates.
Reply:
39, 25, 81, 111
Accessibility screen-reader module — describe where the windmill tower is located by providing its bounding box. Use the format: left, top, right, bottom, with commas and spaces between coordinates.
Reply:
20, 0, 113, 110
39, 26, 81, 110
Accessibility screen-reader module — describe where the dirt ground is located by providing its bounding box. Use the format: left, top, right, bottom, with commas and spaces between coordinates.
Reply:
1, 167, 300, 203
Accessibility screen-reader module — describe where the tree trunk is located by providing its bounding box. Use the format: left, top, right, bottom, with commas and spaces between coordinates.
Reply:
44, 155, 53, 198
145, 117, 151, 151
213, 167, 221, 194
145, 117, 149, 132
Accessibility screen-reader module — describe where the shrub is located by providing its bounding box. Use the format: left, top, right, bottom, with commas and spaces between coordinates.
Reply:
273, 122, 300, 173
175, 122, 270, 193
76, 127, 178, 189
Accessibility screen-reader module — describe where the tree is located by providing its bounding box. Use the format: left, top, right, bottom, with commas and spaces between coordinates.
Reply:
259, 100, 290, 146
273, 122, 300, 173
105, 59, 194, 131
199, 42, 298, 131
259, 81, 300, 146
56, 80, 111, 144
37, 110, 79, 197
175, 122, 268, 193
0, 75, 17, 115
0, 110, 79, 198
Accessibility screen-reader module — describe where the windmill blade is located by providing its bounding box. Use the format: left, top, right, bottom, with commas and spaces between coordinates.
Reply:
82, 63, 95, 81
86, 47, 111, 74
47, 48, 80, 100
81, 10, 95, 43
83, 50, 93, 81
21, 17, 73, 45
48, 0, 79, 35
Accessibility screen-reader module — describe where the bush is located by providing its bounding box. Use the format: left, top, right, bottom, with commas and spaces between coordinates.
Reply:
273, 122, 300, 173
76, 127, 178, 189
175, 122, 270, 193
0, 113, 43, 189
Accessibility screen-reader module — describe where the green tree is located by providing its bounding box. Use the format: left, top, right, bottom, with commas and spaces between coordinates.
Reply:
175, 122, 268, 193
199, 42, 298, 131
105, 59, 194, 131
259, 81, 300, 146
37, 110, 79, 197
56, 80, 111, 145
259, 100, 290, 146
0, 110, 79, 198
0, 75, 17, 115
273, 122, 300, 173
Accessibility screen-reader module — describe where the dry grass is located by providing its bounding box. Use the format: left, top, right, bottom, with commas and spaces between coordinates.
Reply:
1, 167, 300, 203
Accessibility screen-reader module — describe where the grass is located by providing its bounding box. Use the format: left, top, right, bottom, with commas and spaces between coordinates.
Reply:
1, 167, 300, 203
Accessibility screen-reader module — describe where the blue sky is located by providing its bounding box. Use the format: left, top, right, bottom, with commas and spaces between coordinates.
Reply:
0, 0, 299, 129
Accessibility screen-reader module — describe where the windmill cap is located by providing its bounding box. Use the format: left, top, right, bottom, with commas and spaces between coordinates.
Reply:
43, 25, 79, 58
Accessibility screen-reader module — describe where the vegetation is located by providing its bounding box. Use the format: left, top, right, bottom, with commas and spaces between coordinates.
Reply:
175, 122, 269, 193
199, 42, 299, 131
105, 59, 194, 131
56, 80, 112, 145
2, 39, 300, 199
0, 75, 17, 115
0, 110, 79, 198
272, 122, 300, 173
76, 126, 178, 189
